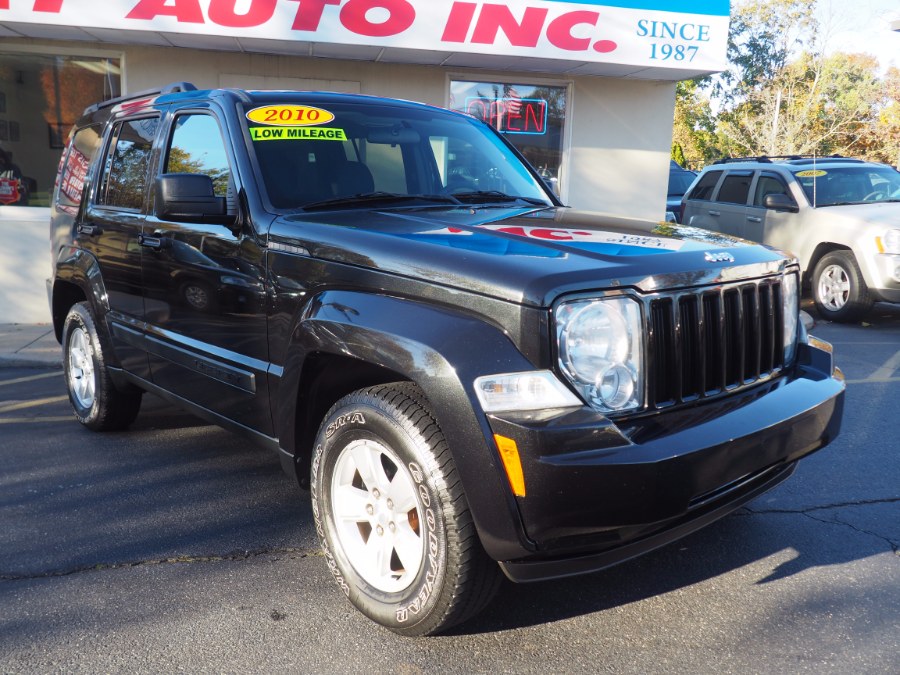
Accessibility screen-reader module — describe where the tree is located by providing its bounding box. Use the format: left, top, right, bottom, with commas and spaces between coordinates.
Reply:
671, 79, 718, 167
714, 0, 820, 105
167, 146, 230, 196
715, 51, 881, 157
857, 66, 900, 165
675, 0, 895, 164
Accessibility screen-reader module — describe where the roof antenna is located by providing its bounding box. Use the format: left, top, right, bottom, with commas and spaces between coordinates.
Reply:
813, 151, 817, 207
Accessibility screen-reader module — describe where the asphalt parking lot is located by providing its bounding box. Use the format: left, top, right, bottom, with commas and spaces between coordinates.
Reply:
0, 303, 897, 673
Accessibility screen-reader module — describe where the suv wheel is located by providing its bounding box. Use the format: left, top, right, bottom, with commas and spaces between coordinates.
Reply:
812, 251, 874, 323
62, 302, 142, 430
311, 382, 502, 636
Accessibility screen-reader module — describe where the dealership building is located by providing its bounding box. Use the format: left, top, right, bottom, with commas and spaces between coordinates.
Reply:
0, 0, 728, 322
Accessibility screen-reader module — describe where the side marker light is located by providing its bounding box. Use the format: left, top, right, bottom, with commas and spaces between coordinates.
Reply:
494, 434, 526, 497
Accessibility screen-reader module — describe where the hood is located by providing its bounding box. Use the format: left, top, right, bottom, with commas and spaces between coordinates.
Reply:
272, 205, 788, 307
813, 201, 900, 227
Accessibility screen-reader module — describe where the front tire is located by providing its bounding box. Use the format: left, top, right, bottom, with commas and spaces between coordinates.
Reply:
812, 251, 873, 323
62, 302, 142, 430
311, 383, 502, 636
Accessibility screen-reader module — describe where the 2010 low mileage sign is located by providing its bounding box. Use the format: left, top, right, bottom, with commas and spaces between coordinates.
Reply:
246, 105, 336, 126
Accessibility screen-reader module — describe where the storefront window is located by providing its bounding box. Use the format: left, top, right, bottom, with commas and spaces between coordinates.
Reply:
449, 80, 567, 195
0, 52, 120, 208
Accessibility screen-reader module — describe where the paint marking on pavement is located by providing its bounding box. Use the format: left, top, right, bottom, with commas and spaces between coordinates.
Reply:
0, 416, 74, 424
0, 371, 61, 387
0, 395, 69, 414
844, 377, 900, 385
869, 349, 900, 382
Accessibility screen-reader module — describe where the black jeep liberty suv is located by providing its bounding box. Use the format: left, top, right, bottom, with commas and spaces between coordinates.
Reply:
49, 83, 845, 636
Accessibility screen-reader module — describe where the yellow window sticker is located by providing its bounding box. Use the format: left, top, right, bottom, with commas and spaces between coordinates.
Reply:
795, 169, 827, 177
250, 127, 347, 142
246, 105, 335, 126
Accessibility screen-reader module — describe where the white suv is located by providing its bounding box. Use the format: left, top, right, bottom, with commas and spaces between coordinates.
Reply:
681, 156, 900, 322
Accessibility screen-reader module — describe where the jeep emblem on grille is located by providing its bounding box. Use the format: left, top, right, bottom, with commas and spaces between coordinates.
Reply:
705, 251, 735, 263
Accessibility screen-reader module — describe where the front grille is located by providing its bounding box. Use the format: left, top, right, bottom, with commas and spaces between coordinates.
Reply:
647, 277, 785, 409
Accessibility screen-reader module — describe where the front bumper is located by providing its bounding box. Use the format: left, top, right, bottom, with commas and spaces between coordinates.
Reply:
872, 253, 900, 302
487, 340, 844, 582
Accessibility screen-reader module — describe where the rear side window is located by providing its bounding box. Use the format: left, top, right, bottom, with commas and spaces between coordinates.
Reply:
687, 170, 722, 201
99, 117, 159, 210
55, 125, 102, 215
717, 172, 752, 204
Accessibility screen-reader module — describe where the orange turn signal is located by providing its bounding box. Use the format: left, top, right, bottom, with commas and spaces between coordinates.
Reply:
494, 434, 526, 497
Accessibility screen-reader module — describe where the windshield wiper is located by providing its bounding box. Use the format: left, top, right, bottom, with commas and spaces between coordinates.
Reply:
301, 192, 462, 211
449, 190, 550, 206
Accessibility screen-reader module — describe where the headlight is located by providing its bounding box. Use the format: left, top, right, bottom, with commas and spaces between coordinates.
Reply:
556, 297, 643, 414
881, 229, 900, 254
782, 271, 799, 364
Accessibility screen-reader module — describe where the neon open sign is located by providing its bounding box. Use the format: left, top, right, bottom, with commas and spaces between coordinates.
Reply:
464, 97, 548, 135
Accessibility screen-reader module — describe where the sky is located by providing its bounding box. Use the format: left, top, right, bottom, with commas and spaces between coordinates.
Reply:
815, 0, 900, 70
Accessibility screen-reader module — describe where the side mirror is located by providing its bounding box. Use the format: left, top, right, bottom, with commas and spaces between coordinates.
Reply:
156, 173, 232, 224
763, 193, 799, 213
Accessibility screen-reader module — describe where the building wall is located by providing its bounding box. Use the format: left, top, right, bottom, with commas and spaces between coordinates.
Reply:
568, 77, 676, 221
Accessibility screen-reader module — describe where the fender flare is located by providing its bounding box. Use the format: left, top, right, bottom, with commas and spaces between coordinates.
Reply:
277, 289, 540, 560
50, 247, 111, 338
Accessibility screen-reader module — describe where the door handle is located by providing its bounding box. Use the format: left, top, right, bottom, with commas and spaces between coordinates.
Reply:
746, 216, 762, 223
708, 210, 721, 217
77, 223, 102, 236
138, 233, 171, 250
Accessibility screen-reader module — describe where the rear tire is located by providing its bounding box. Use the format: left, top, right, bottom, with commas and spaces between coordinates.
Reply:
62, 302, 142, 430
311, 382, 502, 636
812, 251, 873, 323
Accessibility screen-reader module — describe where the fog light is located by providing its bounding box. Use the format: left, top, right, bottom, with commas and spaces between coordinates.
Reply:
596, 364, 635, 409
882, 229, 900, 254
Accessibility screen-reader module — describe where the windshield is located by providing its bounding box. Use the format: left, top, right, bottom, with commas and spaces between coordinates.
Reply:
793, 165, 900, 206
242, 99, 553, 211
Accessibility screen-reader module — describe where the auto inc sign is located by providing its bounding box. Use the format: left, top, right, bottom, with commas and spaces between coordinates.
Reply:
0, 0, 729, 73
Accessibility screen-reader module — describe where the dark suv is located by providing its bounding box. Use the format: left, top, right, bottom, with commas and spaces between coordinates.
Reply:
49, 84, 845, 636
666, 159, 697, 223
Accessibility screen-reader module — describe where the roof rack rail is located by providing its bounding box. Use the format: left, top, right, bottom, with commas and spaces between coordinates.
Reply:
712, 156, 775, 164
787, 155, 865, 164
82, 81, 198, 117
219, 87, 254, 103
713, 153, 864, 165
